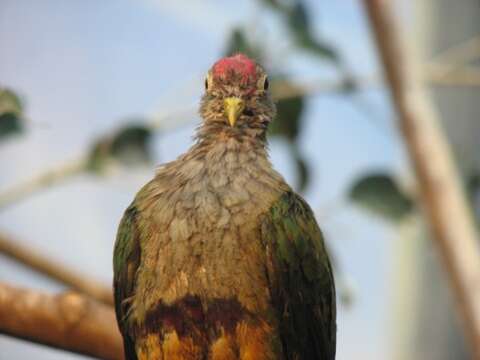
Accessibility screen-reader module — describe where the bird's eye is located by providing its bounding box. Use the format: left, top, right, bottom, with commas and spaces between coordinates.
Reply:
243, 109, 254, 117
205, 73, 214, 91
257, 76, 269, 92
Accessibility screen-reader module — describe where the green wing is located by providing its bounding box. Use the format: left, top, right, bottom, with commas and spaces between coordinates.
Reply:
113, 205, 142, 360
262, 191, 336, 360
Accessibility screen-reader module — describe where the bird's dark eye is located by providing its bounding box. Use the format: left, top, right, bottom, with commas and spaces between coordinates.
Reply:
263, 77, 269, 90
205, 78, 209, 90
243, 109, 254, 117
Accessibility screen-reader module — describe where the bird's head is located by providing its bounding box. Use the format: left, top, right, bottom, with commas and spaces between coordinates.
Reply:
199, 54, 275, 135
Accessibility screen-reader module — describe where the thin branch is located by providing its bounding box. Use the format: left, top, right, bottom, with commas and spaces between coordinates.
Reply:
426, 64, 480, 87
271, 75, 378, 100
148, 105, 197, 131
425, 33, 480, 86
0, 156, 88, 210
429, 34, 480, 76
364, 1, 480, 357
0, 76, 378, 211
0, 282, 123, 360
0, 64, 477, 211
0, 232, 113, 306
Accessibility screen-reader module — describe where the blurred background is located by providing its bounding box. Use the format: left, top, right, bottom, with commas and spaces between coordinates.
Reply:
0, 1, 479, 359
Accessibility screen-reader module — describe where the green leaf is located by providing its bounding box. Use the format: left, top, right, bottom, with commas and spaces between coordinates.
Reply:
294, 151, 309, 192
257, 0, 284, 11
224, 28, 262, 60
270, 96, 304, 140
88, 138, 112, 174
88, 122, 153, 174
111, 124, 152, 165
349, 173, 415, 222
339, 74, 358, 94
258, 0, 338, 61
468, 173, 480, 197
0, 88, 24, 140
269, 77, 304, 140
467, 173, 480, 223
269, 77, 308, 190
287, 3, 338, 60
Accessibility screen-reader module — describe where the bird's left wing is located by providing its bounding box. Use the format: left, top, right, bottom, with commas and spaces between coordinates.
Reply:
261, 191, 336, 360
113, 205, 142, 360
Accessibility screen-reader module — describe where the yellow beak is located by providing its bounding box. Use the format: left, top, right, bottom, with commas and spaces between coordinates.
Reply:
224, 97, 245, 127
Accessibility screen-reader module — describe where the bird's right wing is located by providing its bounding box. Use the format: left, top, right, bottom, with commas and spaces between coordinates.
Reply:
113, 204, 142, 360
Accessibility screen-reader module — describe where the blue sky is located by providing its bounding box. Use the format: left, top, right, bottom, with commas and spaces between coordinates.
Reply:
0, 1, 403, 359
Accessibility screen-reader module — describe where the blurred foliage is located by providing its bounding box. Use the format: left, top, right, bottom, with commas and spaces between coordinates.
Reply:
350, 171, 480, 225
225, 28, 311, 190
468, 173, 480, 198
467, 172, 480, 224
293, 149, 309, 192
223, 0, 349, 191
0, 88, 24, 141
271, 91, 304, 140
224, 28, 262, 60
225, 0, 347, 193
258, 0, 338, 60
349, 173, 415, 223
88, 123, 153, 174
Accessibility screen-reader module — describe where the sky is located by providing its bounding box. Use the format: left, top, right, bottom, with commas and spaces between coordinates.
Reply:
0, 1, 402, 359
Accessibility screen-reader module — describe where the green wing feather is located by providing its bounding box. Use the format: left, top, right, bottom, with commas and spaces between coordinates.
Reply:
262, 191, 336, 360
113, 205, 142, 360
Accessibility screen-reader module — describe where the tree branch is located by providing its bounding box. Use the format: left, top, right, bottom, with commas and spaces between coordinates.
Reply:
0, 232, 113, 306
271, 75, 378, 100
0, 156, 88, 211
0, 63, 477, 211
364, 0, 480, 357
426, 64, 480, 87
0, 282, 123, 360
0, 77, 375, 211
428, 33, 480, 76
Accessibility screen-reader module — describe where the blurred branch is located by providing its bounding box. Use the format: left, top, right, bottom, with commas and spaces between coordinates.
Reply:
148, 104, 197, 132
426, 33, 480, 87
0, 76, 377, 210
365, 1, 480, 357
271, 75, 377, 100
429, 34, 480, 76
0, 104, 197, 210
0, 156, 88, 210
0, 282, 123, 360
0, 232, 113, 306
427, 64, 480, 87
0, 63, 478, 211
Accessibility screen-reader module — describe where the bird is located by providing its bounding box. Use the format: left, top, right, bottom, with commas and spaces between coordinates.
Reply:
113, 53, 336, 360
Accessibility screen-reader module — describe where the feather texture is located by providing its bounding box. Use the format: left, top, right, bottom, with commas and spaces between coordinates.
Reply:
113, 54, 336, 359
262, 192, 336, 359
